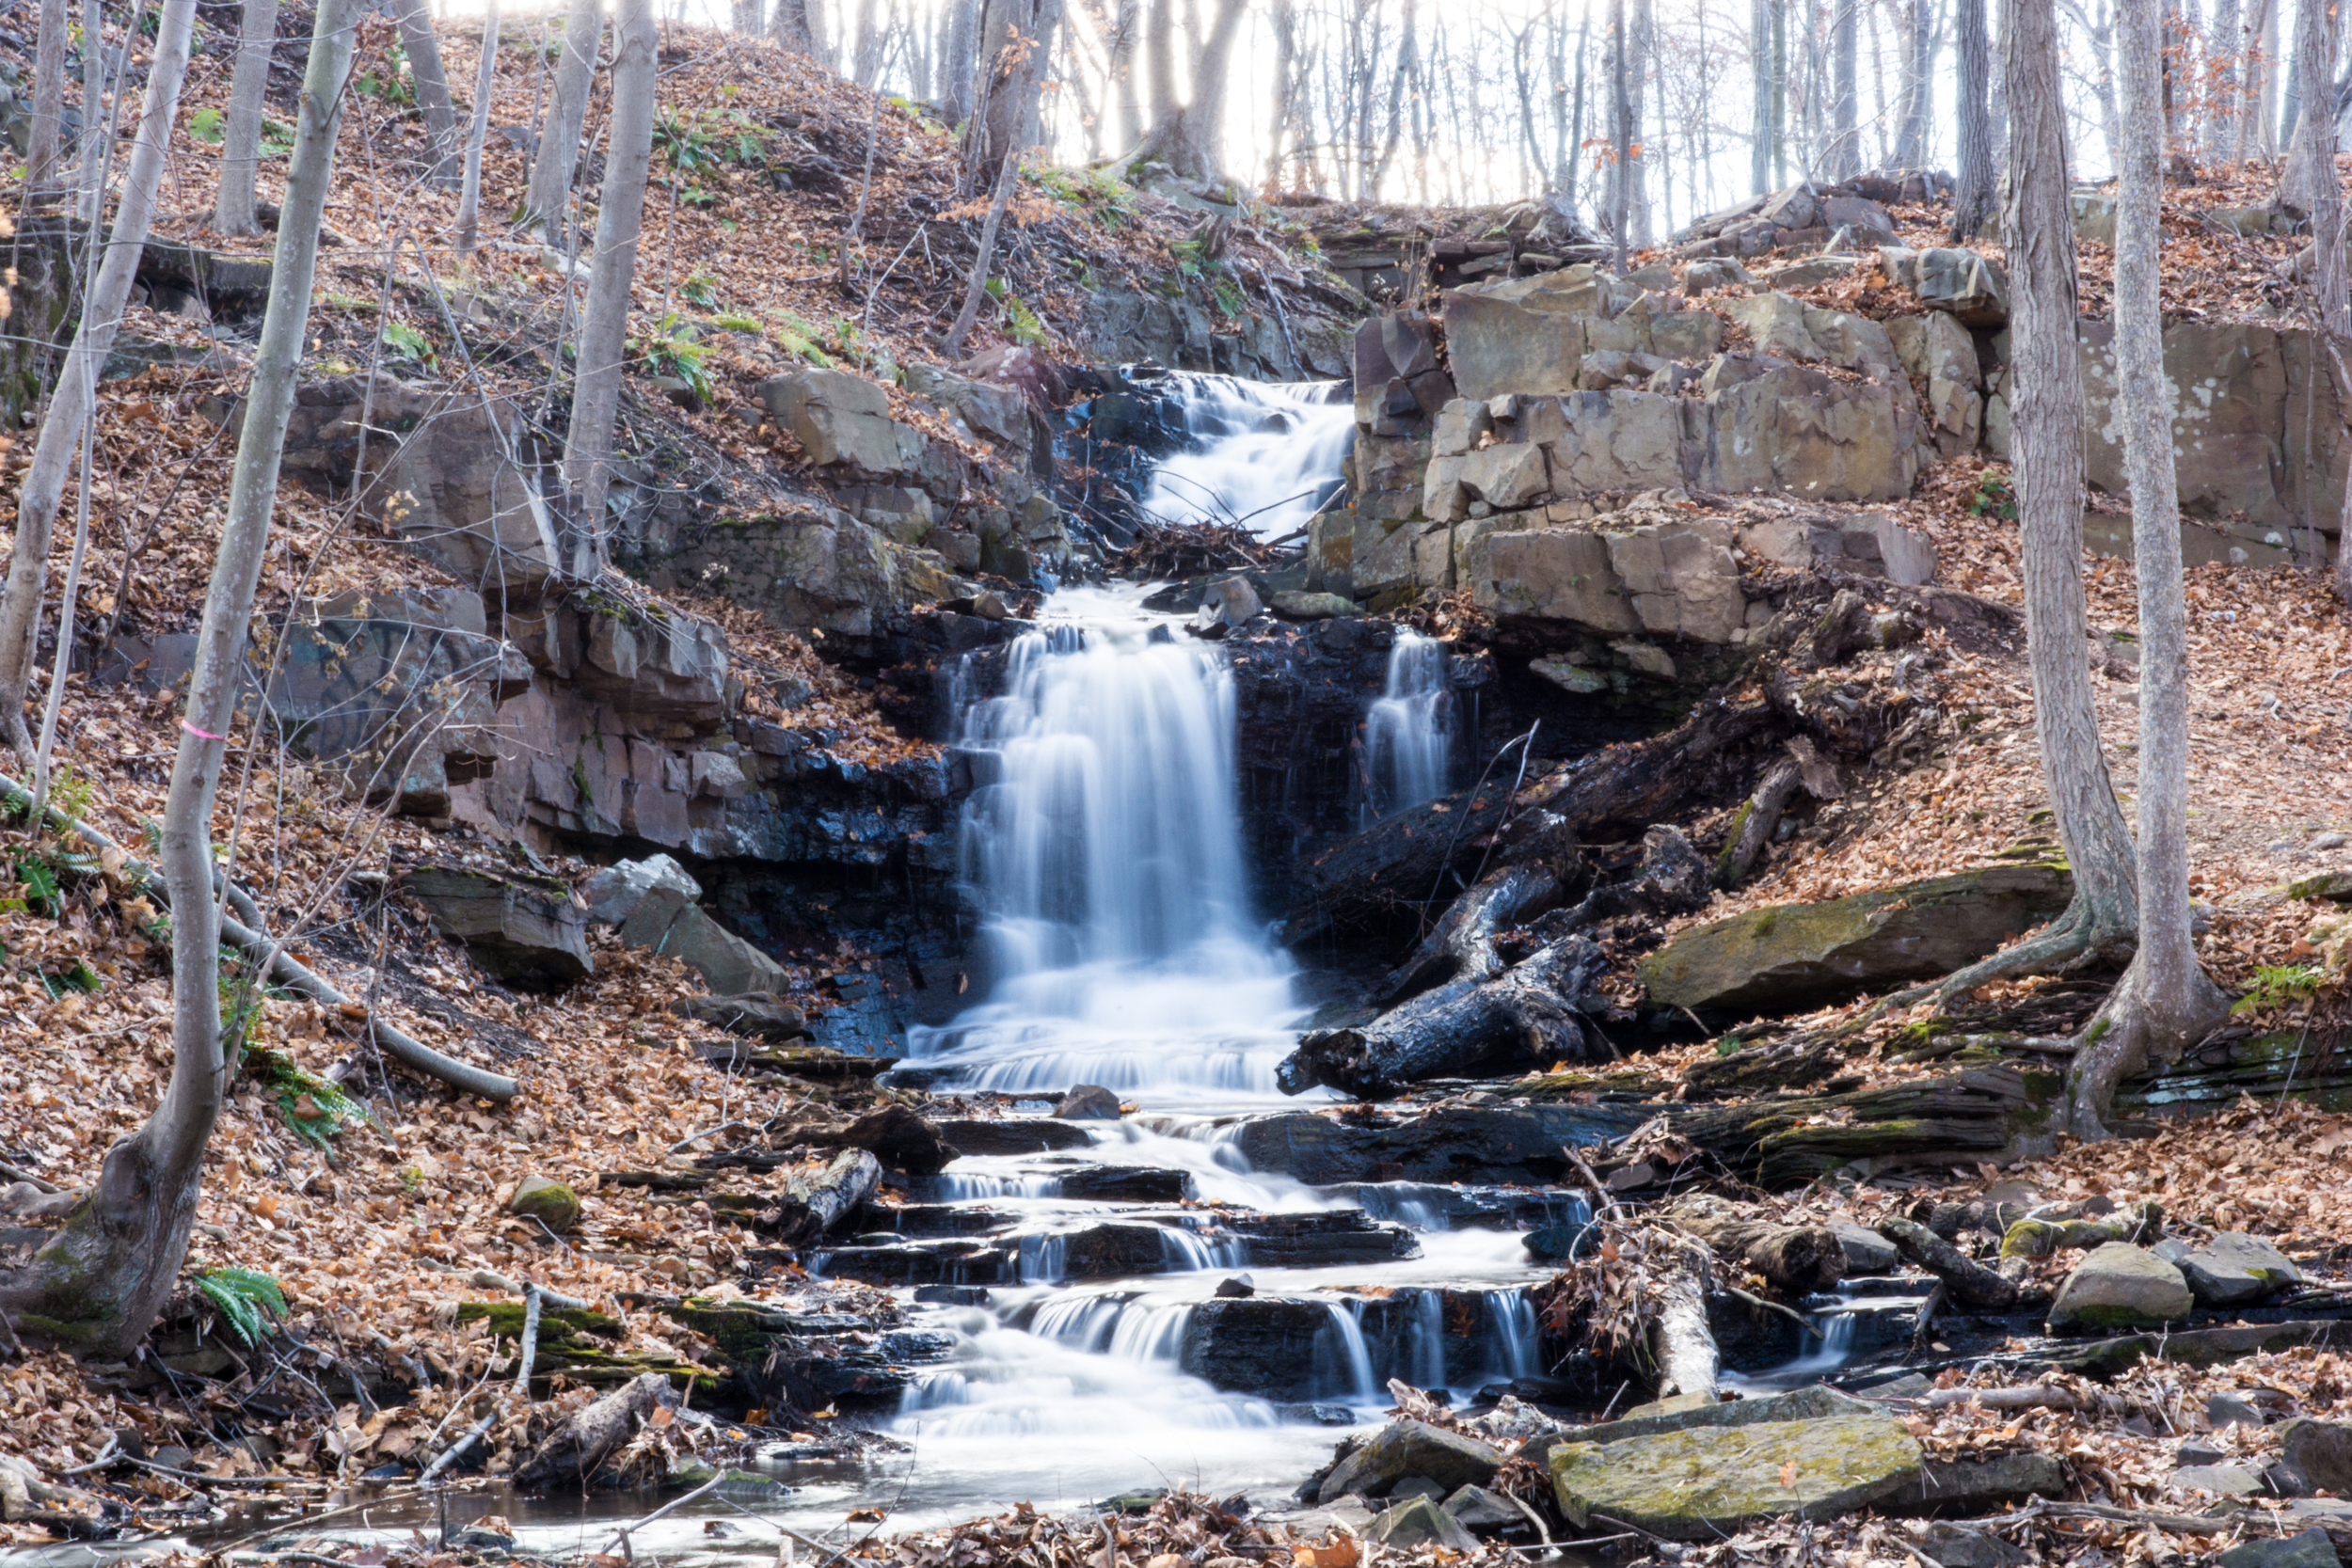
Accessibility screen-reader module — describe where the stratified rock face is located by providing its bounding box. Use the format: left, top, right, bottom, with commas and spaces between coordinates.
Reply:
2047, 1243, 2196, 1331
1548, 1412, 1923, 1540
2154, 1232, 2305, 1307
400, 865, 592, 988
1638, 862, 2075, 1014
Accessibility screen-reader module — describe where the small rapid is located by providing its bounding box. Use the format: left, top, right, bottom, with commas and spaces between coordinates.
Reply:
1364, 629, 1454, 819
1139, 376, 1357, 540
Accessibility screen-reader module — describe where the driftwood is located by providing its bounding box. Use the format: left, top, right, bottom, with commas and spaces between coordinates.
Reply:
771, 1148, 882, 1245
512, 1370, 678, 1491
1277, 936, 1608, 1099
1664, 1194, 1848, 1295
1283, 784, 1514, 948
1653, 1247, 1720, 1402
1877, 1216, 2020, 1310
1380, 862, 1560, 1004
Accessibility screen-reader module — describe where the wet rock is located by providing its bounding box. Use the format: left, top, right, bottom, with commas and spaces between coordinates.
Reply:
402, 865, 593, 988
1366, 1496, 1478, 1551
1215, 1276, 1255, 1298
803, 1237, 1012, 1286
1318, 1419, 1506, 1504
1831, 1219, 1900, 1275
616, 885, 791, 996
2046, 1243, 2194, 1332
670, 993, 809, 1041
1549, 1412, 1923, 1539
2214, 1528, 2343, 1568
913, 1285, 991, 1306
508, 1174, 583, 1233
2153, 1231, 2304, 1307
1441, 1484, 1528, 1530
938, 1119, 1093, 1156
1388, 1475, 1447, 1502
1179, 1297, 1341, 1400
1225, 1212, 1419, 1267
1229, 1104, 1646, 1187
1055, 1085, 1124, 1120
583, 855, 703, 926
1053, 1166, 1191, 1202
2282, 1419, 2352, 1493
1639, 862, 2075, 1013
1522, 1219, 1591, 1261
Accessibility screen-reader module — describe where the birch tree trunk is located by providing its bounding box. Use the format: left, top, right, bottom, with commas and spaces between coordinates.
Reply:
523, 0, 605, 239
26, 0, 68, 190
0, 0, 199, 761
0, 0, 356, 1355
216, 0, 282, 235
562, 0, 657, 572
392, 0, 462, 187
456, 0, 502, 259
76, 0, 104, 223
1995, 0, 2143, 981
2067, 0, 2233, 1139
1951, 0, 1995, 238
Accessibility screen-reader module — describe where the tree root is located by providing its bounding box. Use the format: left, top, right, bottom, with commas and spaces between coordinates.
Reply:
1835, 892, 2137, 1041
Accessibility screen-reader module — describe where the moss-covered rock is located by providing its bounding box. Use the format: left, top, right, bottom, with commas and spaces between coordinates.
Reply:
1548, 1412, 1922, 1539
2046, 1243, 2193, 1331
508, 1174, 583, 1232
1638, 862, 2074, 1014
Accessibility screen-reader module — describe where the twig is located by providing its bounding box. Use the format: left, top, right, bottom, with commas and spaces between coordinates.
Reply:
602, 1470, 729, 1558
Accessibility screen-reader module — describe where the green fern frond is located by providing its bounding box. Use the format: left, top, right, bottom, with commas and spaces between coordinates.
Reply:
197, 1266, 288, 1347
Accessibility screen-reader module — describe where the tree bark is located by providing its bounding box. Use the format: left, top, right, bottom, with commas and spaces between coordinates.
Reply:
1712, 757, 1802, 889
2280, 0, 2341, 211
216, 0, 283, 235
1105, 0, 1140, 150
2004, 0, 2141, 969
1666, 1195, 1848, 1294
1281, 784, 1516, 951
391, 0, 461, 187
514, 1371, 679, 1490
2068, 0, 2235, 1138
1610, 0, 1630, 269
26, 0, 68, 190
1877, 1215, 2020, 1307
1378, 862, 1560, 1006
1753, 0, 1774, 192
944, 110, 1025, 356
773, 0, 819, 57
561, 0, 658, 574
773, 1148, 882, 1244
0, 0, 199, 763
0, 0, 355, 1356
946, 0, 1061, 351
1106, 0, 1241, 181
2208, 0, 2241, 162
1651, 1248, 1719, 1400
1952, 0, 1995, 239
524, 0, 606, 239
966, 0, 1064, 188
456, 0, 503, 260
1276, 936, 1608, 1099
1830, 0, 1860, 177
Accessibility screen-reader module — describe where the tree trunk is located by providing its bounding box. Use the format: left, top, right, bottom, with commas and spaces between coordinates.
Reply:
514, 1372, 679, 1491
1877, 1216, 2020, 1307
76, 0, 104, 223
27, 0, 68, 190
966, 0, 1062, 188
1276, 937, 1609, 1100
2208, 0, 2241, 162
391, 0, 461, 187
456, 0, 502, 259
0, 0, 199, 762
773, 0, 819, 56
1267, 0, 1297, 187
1713, 757, 1803, 889
1378, 862, 1560, 1006
1952, 0, 1995, 238
523, 0, 604, 239
1105, 0, 1140, 150
2005, 0, 2142, 974
1754, 0, 1774, 191
944, 98, 1025, 356
561, 0, 657, 573
1610, 0, 1630, 269
772, 1148, 882, 1244
216, 0, 283, 235
0, 0, 354, 1355
732, 0, 763, 32
1665, 1195, 1848, 1294
2065, 0, 2241, 1136
2280, 0, 2340, 209
1651, 1249, 1719, 1401
1830, 0, 1859, 176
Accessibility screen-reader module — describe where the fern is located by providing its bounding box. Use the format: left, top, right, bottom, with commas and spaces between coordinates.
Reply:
197, 1266, 288, 1347
2233, 963, 2326, 1017
254, 1050, 381, 1151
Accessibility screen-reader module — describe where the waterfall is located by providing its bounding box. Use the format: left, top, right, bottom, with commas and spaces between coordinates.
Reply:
903, 589, 1306, 1106
1141, 377, 1357, 540
1364, 630, 1454, 818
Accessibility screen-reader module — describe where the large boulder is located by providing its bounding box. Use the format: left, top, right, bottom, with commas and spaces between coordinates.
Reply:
2280, 1418, 2352, 1494
1319, 1419, 1507, 1503
2046, 1243, 2195, 1331
1640, 863, 2074, 1014
1442, 278, 1593, 402
640, 506, 963, 642
1887, 311, 1985, 456
1878, 246, 2011, 325
617, 884, 792, 996
2153, 1232, 2303, 1307
401, 865, 592, 988
1549, 1412, 1922, 1540
756, 368, 926, 477
581, 854, 704, 926
1736, 512, 1937, 585
1470, 515, 1749, 644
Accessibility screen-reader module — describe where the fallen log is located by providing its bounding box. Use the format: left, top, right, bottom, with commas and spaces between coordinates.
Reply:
1513, 696, 1784, 842
1653, 1250, 1720, 1402
771, 1148, 882, 1245
1379, 862, 1560, 1005
1277, 936, 1608, 1099
1540, 825, 1710, 933
1877, 1216, 2019, 1310
1283, 784, 1513, 949
1665, 1194, 1848, 1294
512, 1370, 679, 1491
1712, 758, 1802, 890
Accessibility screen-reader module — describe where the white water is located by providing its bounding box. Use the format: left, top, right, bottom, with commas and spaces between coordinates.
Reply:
1141, 377, 1357, 540
905, 587, 1309, 1108
1364, 629, 1454, 818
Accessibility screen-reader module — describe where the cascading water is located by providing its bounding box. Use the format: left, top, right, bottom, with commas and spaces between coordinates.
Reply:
1363, 629, 1454, 819
1141, 376, 1357, 539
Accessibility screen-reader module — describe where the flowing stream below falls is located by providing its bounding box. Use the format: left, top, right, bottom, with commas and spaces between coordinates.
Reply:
18, 374, 1895, 1568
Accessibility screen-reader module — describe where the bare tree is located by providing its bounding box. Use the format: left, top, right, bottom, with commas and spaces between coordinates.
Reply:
2280, 0, 2339, 209
2235, 0, 2276, 162
217, 0, 284, 235
390, 0, 461, 186
946, 0, 1066, 356
1610, 0, 1631, 268
0, 0, 357, 1354
1105, 0, 1142, 149
2067, 0, 2233, 1136
1829, 0, 1859, 175
0, 0, 200, 761
1105, 0, 1247, 181
1951, 0, 1994, 237
2208, 0, 2241, 160
561, 0, 658, 572
732, 0, 764, 30
456, 0, 503, 259
1895, 0, 1932, 167
27, 0, 68, 190
522, 0, 605, 239
774, 0, 822, 57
